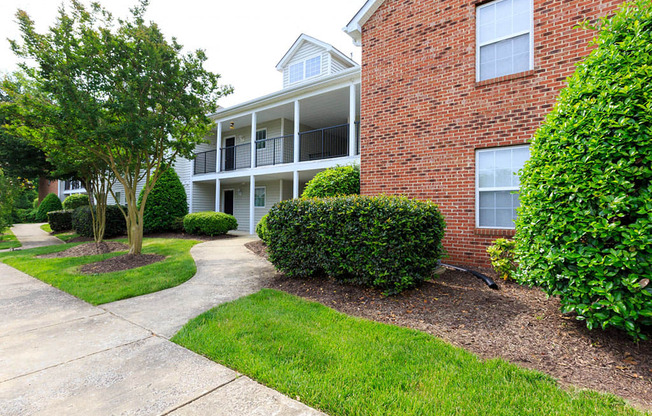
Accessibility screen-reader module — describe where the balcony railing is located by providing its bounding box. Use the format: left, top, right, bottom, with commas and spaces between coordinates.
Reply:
299, 123, 349, 162
220, 143, 251, 171
64, 180, 83, 191
194, 150, 217, 175
255, 134, 294, 167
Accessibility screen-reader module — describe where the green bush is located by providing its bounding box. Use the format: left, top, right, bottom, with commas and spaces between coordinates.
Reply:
35, 193, 62, 222
487, 239, 517, 281
266, 195, 446, 294
183, 212, 237, 236
137, 167, 188, 233
63, 194, 89, 210
47, 210, 73, 232
302, 165, 360, 198
515, 1, 652, 340
72, 205, 126, 238
256, 214, 270, 245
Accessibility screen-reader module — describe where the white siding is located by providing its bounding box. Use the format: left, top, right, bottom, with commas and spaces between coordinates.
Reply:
331, 56, 348, 74
192, 181, 215, 212
282, 42, 329, 88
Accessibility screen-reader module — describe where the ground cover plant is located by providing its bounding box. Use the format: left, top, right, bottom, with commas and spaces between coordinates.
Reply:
0, 228, 20, 250
0, 238, 200, 304
173, 289, 645, 416
515, 0, 652, 340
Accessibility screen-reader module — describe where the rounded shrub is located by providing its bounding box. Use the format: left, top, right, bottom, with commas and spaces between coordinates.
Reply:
515, 1, 652, 340
256, 214, 270, 245
35, 193, 62, 222
266, 195, 446, 294
47, 210, 73, 232
137, 167, 188, 233
183, 212, 237, 236
302, 165, 360, 198
72, 205, 127, 238
62, 194, 89, 210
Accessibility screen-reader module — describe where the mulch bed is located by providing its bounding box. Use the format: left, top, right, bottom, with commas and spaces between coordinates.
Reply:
64, 232, 236, 244
38, 242, 129, 258
247, 241, 652, 411
80, 253, 165, 274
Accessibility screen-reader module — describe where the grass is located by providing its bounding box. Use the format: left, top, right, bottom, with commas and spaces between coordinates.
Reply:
172, 289, 647, 416
0, 238, 200, 305
40, 223, 80, 242
0, 228, 21, 250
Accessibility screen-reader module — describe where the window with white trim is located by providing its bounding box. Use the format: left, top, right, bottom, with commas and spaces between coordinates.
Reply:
477, 0, 532, 82
255, 129, 267, 150
288, 55, 322, 84
254, 186, 266, 208
476, 145, 529, 228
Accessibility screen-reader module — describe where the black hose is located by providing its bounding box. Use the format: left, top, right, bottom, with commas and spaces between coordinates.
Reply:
441, 263, 499, 290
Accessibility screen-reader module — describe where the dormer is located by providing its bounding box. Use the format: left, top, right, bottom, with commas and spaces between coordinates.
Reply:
276, 34, 358, 89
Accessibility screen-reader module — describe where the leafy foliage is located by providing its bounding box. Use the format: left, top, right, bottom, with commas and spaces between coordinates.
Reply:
47, 209, 73, 232
62, 194, 89, 210
0, 169, 16, 231
256, 214, 270, 245
137, 167, 188, 233
183, 212, 238, 236
266, 196, 446, 294
35, 193, 62, 222
487, 239, 517, 281
72, 205, 126, 238
515, 1, 652, 340
302, 165, 360, 198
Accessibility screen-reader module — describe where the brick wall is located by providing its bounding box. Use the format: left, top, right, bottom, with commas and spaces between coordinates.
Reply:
359, 0, 623, 266
38, 178, 59, 202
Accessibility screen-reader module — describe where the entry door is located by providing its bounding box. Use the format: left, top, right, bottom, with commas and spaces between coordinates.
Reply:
223, 190, 234, 216
224, 137, 235, 171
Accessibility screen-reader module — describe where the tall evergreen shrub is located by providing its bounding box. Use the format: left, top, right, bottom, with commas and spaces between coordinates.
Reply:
515, 0, 652, 339
35, 193, 62, 222
137, 167, 188, 233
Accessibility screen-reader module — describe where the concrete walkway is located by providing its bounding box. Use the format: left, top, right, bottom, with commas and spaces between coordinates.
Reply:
10, 223, 64, 250
0, 234, 325, 416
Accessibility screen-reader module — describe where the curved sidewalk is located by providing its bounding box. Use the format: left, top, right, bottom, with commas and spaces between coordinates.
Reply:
10, 223, 64, 250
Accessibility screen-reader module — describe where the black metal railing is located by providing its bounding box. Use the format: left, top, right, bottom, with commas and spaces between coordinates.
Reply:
299, 123, 349, 162
220, 143, 251, 171
64, 180, 83, 191
256, 134, 294, 167
194, 150, 217, 175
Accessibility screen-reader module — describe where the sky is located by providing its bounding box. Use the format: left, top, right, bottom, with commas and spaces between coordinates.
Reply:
0, 0, 365, 107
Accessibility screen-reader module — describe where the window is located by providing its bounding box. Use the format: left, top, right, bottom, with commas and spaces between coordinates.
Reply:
255, 129, 267, 150
476, 145, 529, 228
288, 55, 322, 84
254, 187, 266, 208
477, 0, 532, 82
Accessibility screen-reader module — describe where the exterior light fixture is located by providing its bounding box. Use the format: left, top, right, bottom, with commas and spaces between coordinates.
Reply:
230, 122, 235, 129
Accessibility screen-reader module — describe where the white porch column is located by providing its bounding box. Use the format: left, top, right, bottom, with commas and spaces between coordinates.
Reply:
349, 83, 357, 157
293, 170, 299, 198
279, 179, 284, 202
215, 179, 221, 212
188, 181, 194, 214
250, 112, 257, 168
249, 175, 256, 234
293, 100, 300, 163
216, 121, 222, 173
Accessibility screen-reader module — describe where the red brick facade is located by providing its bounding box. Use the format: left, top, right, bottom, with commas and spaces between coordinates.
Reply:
358, 0, 623, 266
38, 177, 59, 202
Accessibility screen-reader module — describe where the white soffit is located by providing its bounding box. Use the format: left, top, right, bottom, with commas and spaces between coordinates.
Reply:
343, 0, 387, 46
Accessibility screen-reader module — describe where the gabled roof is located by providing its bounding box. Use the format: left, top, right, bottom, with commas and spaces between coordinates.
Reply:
343, 0, 386, 46
275, 33, 357, 71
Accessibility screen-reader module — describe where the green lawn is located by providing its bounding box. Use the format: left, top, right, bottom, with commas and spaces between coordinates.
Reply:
173, 289, 647, 416
40, 223, 79, 242
0, 228, 21, 250
0, 238, 200, 304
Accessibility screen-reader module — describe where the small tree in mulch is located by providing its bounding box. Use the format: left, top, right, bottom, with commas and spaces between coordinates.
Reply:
137, 166, 188, 234
515, 0, 652, 340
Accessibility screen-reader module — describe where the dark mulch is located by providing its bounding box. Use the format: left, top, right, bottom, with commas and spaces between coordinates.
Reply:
38, 241, 129, 258
65, 232, 236, 244
247, 240, 652, 411
80, 253, 165, 274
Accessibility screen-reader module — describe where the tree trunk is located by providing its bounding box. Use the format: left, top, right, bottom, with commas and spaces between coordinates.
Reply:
125, 187, 143, 255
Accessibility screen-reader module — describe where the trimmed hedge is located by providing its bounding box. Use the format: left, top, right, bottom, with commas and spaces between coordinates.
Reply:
47, 210, 73, 232
256, 214, 270, 245
35, 193, 62, 222
72, 205, 127, 238
138, 167, 188, 233
63, 194, 89, 210
183, 212, 238, 236
302, 165, 360, 198
266, 195, 446, 294
515, 1, 652, 340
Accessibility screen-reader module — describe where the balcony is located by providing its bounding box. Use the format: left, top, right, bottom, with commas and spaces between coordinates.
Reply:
220, 143, 251, 171
193, 150, 217, 175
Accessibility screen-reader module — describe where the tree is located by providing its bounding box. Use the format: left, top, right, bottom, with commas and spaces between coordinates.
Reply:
137, 166, 187, 233
515, 0, 652, 340
10, 0, 232, 254
0, 169, 17, 232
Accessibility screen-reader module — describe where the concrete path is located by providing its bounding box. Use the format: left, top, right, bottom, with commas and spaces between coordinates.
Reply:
10, 223, 63, 250
0, 236, 325, 416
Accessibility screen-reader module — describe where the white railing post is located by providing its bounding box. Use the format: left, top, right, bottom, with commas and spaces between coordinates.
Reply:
250, 112, 257, 168
249, 175, 256, 234
293, 170, 299, 198
294, 100, 300, 163
215, 179, 221, 213
216, 121, 222, 172
349, 83, 357, 157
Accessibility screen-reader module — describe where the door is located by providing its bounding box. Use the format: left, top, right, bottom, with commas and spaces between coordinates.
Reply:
223, 190, 234, 216
224, 137, 235, 171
